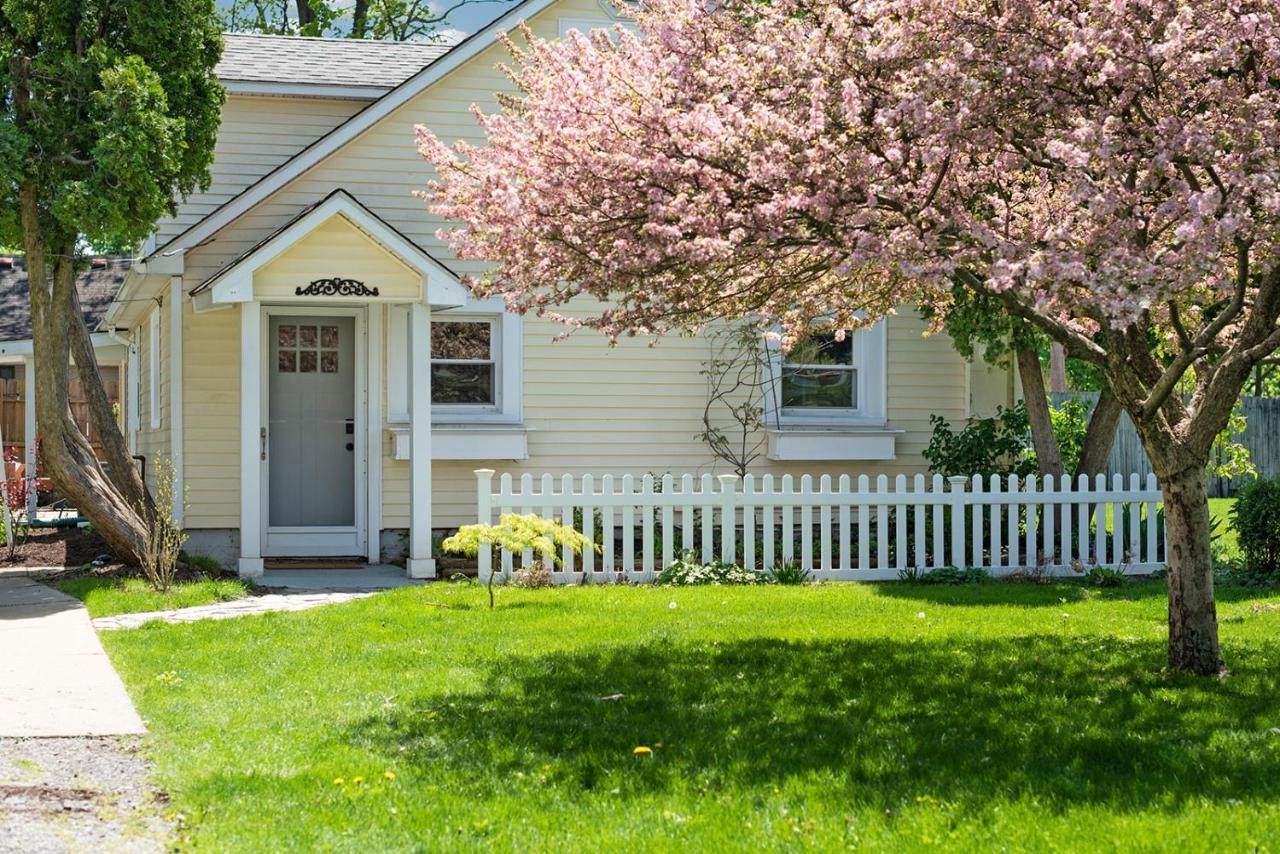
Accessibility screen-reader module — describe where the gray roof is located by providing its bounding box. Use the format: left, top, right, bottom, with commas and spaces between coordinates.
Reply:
0, 257, 129, 343
216, 33, 450, 89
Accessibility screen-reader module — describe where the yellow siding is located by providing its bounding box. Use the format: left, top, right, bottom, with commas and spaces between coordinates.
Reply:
155, 95, 366, 245
255, 215, 422, 300
173, 0, 1006, 532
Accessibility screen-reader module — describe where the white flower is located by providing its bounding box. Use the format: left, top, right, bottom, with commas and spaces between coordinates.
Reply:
669, 601, 677, 609
916, 612, 926, 620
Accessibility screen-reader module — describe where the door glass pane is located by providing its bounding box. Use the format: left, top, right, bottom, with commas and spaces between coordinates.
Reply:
278, 325, 297, 348
300, 351, 317, 373
299, 325, 317, 348
277, 350, 297, 373
432, 363, 494, 404
320, 351, 339, 373
321, 325, 339, 348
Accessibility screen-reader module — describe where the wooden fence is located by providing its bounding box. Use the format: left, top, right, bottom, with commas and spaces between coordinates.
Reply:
1049, 392, 1280, 497
474, 470, 1166, 583
0, 374, 120, 459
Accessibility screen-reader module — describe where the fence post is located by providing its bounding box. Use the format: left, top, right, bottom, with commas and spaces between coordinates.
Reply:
718, 474, 739, 564
948, 476, 968, 568
475, 469, 495, 583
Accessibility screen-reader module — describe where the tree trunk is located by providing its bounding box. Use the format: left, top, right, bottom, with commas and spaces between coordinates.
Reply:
19, 188, 150, 566
1074, 389, 1123, 480
1158, 464, 1224, 676
1016, 347, 1065, 479
351, 0, 369, 37
1048, 343, 1068, 393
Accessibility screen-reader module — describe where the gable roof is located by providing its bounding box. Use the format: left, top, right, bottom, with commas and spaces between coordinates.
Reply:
149, 0, 556, 268
190, 189, 468, 307
0, 257, 129, 343
217, 33, 450, 95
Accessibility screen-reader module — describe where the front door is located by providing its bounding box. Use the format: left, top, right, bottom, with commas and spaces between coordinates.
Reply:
268, 316, 356, 531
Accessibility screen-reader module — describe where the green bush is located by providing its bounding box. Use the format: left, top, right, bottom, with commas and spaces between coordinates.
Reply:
923, 403, 1035, 479
657, 552, 769, 586
768, 560, 812, 585
900, 565, 990, 585
1081, 565, 1127, 588
1229, 478, 1280, 586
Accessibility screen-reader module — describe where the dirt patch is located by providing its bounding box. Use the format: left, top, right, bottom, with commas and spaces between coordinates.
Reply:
0, 736, 169, 853
0, 527, 116, 569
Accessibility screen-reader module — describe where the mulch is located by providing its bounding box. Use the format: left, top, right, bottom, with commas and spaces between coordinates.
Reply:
0, 526, 116, 569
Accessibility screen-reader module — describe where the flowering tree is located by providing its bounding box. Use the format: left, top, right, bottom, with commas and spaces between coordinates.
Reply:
419, 0, 1280, 676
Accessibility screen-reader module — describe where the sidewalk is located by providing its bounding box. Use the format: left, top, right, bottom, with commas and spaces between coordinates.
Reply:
0, 578, 145, 737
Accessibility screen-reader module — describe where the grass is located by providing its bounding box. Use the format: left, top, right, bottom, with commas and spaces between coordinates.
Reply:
103, 580, 1280, 851
56, 574, 252, 618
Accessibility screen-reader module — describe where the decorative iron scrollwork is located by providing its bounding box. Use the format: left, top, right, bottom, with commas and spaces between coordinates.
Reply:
295, 278, 380, 297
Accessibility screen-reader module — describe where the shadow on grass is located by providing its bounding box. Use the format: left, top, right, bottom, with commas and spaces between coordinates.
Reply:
870, 579, 1276, 608
347, 634, 1280, 813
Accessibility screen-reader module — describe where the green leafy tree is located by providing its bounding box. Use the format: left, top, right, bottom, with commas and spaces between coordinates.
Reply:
1, 1, 224, 564
222, 0, 512, 40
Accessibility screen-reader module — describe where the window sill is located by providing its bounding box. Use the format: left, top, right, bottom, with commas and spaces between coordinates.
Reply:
766, 425, 902, 461
387, 422, 530, 461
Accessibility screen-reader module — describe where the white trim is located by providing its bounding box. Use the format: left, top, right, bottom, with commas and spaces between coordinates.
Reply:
764, 320, 888, 429
221, 80, 391, 99
366, 305, 384, 563
148, 309, 161, 430
238, 301, 264, 578
169, 277, 185, 525
148, 0, 557, 264
388, 300, 522, 424
406, 302, 435, 579
388, 423, 529, 461
203, 191, 467, 307
22, 356, 36, 520
260, 304, 368, 558
0, 332, 118, 359
125, 340, 140, 447
765, 428, 902, 461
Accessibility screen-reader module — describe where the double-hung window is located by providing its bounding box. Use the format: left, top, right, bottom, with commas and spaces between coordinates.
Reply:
780, 332, 858, 414
431, 319, 497, 407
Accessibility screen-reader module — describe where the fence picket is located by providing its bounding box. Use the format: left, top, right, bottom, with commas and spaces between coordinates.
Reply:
470, 467, 1166, 583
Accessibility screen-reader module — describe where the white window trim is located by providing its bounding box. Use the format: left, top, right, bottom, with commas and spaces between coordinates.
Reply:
387, 299, 522, 425
126, 340, 140, 440
763, 320, 888, 429
148, 309, 161, 430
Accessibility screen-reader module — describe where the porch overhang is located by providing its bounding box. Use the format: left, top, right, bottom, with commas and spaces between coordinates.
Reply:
190, 189, 468, 312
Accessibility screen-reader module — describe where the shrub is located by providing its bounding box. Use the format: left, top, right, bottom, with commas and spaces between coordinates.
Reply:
180, 553, 227, 576
1081, 565, 1127, 588
768, 560, 812, 585
906, 565, 990, 585
657, 552, 769, 586
138, 456, 186, 593
923, 403, 1036, 479
442, 513, 595, 607
1048, 397, 1091, 475
1229, 477, 1280, 586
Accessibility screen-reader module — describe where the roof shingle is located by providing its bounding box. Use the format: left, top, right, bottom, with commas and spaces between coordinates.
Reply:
0, 257, 129, 343
216, 33, 450, 89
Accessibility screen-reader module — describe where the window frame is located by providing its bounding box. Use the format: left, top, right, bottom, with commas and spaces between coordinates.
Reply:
429, 316, 500, 412
765, 319, 888, 428
386, 300, 522, 425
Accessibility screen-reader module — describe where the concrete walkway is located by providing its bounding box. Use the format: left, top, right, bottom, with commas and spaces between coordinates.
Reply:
93, 590, 375, 631
0, 578, 145, 737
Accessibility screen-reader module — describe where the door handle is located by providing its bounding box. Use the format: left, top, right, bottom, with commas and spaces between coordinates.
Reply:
260, 427, 268, 461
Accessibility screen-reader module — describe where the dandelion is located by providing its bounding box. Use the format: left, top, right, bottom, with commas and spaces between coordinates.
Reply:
669, 601, 677, 609
333, 777, 345, 786
384, 771, 397, 781
633, 746, 653, 756
916, 612, 926, 619
352, 776, 365, 785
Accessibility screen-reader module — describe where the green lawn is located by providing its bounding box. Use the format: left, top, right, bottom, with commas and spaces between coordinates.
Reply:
57, 575, 252, 618
105, 582, 1280, 851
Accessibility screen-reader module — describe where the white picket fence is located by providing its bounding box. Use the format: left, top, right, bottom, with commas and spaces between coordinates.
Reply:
473, 469, 1166, 583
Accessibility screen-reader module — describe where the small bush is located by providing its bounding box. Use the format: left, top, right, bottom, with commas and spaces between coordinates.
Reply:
180, 553, 228, 576
657, 552, 769, 586
511, 565, 553, 588
1230, 477, 1280, 586
923, 403, 1035, 479
1081, 565, 1126, 588
907, 566, 990, 585
768, 560, 812, 585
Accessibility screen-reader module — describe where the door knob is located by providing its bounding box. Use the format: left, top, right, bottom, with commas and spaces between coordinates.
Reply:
346, 442, 354, 452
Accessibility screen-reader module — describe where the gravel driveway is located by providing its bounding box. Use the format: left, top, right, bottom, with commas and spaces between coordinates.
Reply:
0, 737, 169, 853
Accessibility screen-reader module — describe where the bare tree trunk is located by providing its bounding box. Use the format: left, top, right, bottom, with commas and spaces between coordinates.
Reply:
351, 0, 369, 37
1157, 463, 1224, 675
20, 188, 149, 566
1074, 389, 1123, 479
1016, 347, 1064, 479
1048, 343, 1068, 392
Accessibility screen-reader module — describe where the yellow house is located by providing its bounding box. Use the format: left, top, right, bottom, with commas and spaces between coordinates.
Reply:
103, 0, 1013, 579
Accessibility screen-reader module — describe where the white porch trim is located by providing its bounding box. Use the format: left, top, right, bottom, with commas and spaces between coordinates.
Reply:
22, 356, 36, 520
406, 301, 435, 579
366, 305, 384, 564
238, 301, 264, 578
169, 277, 185, 525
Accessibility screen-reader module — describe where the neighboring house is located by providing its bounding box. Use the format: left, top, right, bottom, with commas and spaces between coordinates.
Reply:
104, 0, 1014, 578
0, 255, 129, 516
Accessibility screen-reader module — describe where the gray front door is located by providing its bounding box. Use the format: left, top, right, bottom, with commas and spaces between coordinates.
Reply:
269, 316, 356, 527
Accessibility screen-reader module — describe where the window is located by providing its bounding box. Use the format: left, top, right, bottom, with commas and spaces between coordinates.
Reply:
386, 302, 522, 424
765, 320, 887, 428
780, 332, 857, 412
431, 320, 495, 405
148, 309, 161, 430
